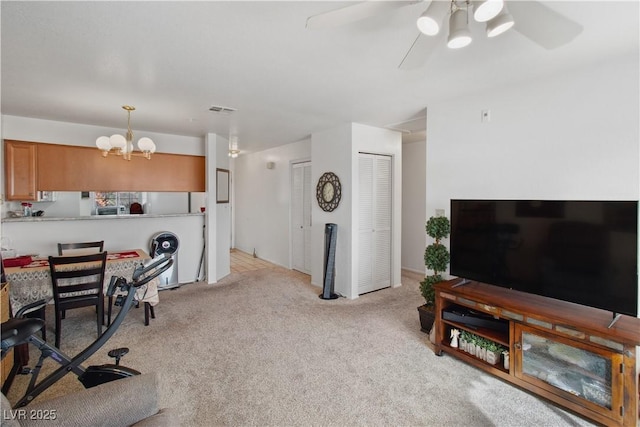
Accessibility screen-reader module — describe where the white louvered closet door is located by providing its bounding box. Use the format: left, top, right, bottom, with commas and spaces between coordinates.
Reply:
358, 153, 392, 294
291, 162, 312, 274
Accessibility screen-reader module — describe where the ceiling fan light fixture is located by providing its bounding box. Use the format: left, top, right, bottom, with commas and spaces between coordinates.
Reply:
447, 8, 472, 49
486, 5, 514, 38
472, 0, 504, 23
416, 0, 449, 36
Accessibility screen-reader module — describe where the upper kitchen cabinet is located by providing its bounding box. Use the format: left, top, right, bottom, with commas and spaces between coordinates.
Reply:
4, 140, 37, 201
3, 140, 205, 194
36, 143, 205, 192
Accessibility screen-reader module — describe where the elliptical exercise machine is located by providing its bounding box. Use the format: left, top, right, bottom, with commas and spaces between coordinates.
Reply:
0, 254, 173, 408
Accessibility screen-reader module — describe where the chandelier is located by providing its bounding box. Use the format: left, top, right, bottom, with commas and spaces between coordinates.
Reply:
417, 0, 514, 49
95, 105, 156, 160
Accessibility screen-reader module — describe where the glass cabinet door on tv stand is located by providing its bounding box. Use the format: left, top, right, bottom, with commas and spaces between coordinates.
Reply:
513, 324, 625, 424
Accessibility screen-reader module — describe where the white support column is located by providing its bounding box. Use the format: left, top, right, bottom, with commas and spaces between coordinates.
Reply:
204, 133, 231, 283
204, 133, 218, 283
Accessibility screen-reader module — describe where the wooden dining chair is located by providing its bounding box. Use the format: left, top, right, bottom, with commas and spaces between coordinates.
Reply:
57, 240, 104, 256
48, 251, 107, 348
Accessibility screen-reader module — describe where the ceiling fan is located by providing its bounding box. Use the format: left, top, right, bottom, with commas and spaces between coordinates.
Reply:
306, 0, 583, 69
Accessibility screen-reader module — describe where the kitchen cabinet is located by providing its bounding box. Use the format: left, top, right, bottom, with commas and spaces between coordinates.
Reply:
4, 140, 37, 201
3, 140, 205, 194
36, 142, 205, 192
434, 278, 640, 426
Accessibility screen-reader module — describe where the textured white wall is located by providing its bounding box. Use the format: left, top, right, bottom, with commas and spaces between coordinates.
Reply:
311, 123, 402, 299
401, 138, 427, 274
233, 138, 311, 267
214, 133, 230, 281
311, 124, 353, 295
425, 54, 639, 302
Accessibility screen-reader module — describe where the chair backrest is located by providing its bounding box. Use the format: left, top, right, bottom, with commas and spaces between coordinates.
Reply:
57, 241, 104, 256
130, 202, 143, 214
48, 252, 108, 303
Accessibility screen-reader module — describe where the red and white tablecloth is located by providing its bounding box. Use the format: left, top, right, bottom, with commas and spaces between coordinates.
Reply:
5, 249, 159, 315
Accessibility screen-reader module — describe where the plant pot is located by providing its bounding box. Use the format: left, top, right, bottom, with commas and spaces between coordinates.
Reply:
459, 338, 467, 352
467, 343, 476, 355
486, 349, 500, 365
476, 346, 487, 361
417, 305, 435, 333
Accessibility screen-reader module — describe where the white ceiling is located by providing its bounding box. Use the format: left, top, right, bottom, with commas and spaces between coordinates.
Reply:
1, 1, 638, 153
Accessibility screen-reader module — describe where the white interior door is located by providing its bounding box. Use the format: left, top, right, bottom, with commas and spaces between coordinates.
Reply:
358, 153, 392, 294
291, 161, 312, 274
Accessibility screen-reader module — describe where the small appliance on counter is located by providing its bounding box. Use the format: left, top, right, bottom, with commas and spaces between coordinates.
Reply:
96, 206, 126, 215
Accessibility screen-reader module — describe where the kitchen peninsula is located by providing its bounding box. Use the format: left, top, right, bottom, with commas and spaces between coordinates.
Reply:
1, 212, 205, 285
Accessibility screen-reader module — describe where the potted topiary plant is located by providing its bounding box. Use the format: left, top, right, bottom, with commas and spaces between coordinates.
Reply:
417, 215, 451, 333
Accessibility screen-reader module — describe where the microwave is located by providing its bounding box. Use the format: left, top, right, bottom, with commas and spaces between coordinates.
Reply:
96, 206, 126, 215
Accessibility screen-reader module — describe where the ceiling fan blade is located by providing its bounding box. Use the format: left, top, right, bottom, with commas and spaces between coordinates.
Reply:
398, 31, 443, 69
306, 1, 417, 29
508, 1, 583, 50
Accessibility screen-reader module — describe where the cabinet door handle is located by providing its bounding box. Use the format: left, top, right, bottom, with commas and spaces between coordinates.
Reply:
514, 342, 521, 350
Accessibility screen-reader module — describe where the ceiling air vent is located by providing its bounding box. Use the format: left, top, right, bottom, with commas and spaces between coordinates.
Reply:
209, 105, 237, 114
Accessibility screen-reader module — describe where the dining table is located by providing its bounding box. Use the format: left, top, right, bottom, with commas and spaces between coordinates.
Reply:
4, 249, 159, 316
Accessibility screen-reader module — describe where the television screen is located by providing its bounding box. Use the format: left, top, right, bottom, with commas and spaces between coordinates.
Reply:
450, 200, 638, 317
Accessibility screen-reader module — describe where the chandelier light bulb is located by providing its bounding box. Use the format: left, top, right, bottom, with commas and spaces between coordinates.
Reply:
96, 136, 111, 151
109, 134, 127, 149
138, 137, 156, 153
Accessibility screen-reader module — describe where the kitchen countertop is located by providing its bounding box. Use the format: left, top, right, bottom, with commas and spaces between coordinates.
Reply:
1, 212, 205, 222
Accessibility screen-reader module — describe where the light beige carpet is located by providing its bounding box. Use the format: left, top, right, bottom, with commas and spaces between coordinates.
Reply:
6, 266, 593, 426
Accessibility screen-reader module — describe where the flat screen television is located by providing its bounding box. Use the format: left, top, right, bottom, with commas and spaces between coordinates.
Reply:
450, 200, 638, 317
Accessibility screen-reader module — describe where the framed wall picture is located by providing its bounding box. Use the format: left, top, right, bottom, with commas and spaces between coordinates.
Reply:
216, 168, 230, 203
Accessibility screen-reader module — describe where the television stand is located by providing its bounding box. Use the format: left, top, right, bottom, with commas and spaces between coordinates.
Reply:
450, 278, 470, 288
607, 313, 622, 329
434, 278, 640, 426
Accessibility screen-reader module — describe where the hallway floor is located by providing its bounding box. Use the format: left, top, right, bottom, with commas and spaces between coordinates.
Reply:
230, 249, 277, 273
